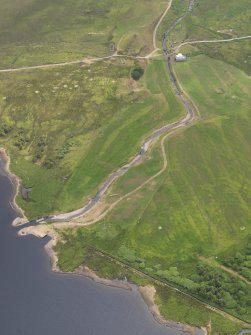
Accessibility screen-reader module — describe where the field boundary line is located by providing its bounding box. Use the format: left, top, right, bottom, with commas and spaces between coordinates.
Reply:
20, 0, 197, 226
16, 2, 251, 325
0, 36, 249, 74
88, 246, 251, 327
17, 0, 220, 229
175, 35, 251, 52
0, 1, 174, 74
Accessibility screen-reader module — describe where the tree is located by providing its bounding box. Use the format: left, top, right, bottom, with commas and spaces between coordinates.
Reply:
131, 67, 144, 81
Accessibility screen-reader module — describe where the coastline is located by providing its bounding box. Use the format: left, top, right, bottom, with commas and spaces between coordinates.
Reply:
18, 226, 207, 335
1, 147, 206, 335
18, 224, 132, 291
139, 286, 208, 335
0, 148, 27, 225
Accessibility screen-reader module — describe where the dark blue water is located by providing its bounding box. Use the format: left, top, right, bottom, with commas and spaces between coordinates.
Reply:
0, 170, 187, 335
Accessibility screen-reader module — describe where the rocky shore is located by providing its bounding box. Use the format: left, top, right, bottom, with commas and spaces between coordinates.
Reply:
1, 147, 206, 335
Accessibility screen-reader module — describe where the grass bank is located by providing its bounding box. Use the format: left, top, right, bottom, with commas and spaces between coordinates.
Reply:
56, 55, 251, 327
0, 0, 167, 68
0, 58, 184, 217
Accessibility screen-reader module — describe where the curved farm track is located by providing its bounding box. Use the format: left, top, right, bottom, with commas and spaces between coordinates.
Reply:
21, 1, 251, 227
17, 1, 251, 328
31, 1, 196, 225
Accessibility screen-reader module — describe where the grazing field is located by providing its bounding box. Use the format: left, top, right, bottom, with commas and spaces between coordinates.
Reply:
0, 0, 166, 68
167, 0, 251, 42
187, 0, 251, 36
2, 0, 251, 332
179, 40, 251, 74
0, 59, 184, 217
166, 0, 251, 73
157, 0, 190, 43
56, 55, 251, 325
56, 241, 245, 335
156, 285, 245, 335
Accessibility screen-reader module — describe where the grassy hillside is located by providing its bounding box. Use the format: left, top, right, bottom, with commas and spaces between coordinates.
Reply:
189, 0, 251, 35
1, 0, 251, 332
0, 0, 166, 68
165, 0, 251, 73
0, 59, 184, 217
56, 55, 251, 327
167, 0, 251, 41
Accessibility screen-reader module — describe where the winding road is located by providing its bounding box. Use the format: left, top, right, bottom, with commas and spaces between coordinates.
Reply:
16, 1, 251, 328
23, 0, 251, 226
175, 35, 251, 53
29, 1, 197, 225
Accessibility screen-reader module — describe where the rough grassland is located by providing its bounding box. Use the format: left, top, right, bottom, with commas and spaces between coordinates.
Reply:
156, 286, 244, 335
187, 0, 251, 35
167, 0, 251, 42
56, 238, 244, 334
0, 0, 166, 68
56, 56, 251, 326
131, 55, 251, 267
1, 0, 251, 332
0, 59, 184, 217
166, 0, 251, 73
57, 59, 184, 210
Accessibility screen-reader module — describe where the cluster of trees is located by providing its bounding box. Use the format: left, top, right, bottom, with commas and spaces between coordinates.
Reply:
0, 123, 12, 137
117, 245, 154, 273
32, 138, 74, 168
222, 244, 251, 281
157, 267, 199, 291
118, 245, 144, 264
116, 246, 250, 317
194, 263, 250, 315
56, 141, 74, 160
131, 67, 144, 81
43, 141, 74, 169
154, 263, 250, 315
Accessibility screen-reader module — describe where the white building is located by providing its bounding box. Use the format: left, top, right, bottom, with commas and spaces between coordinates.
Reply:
175, 53, 187, 62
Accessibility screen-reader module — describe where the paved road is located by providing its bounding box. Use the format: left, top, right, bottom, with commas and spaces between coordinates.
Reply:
28, 0, 251, 225
19, 2, 251, 328
30, 4, 196, 225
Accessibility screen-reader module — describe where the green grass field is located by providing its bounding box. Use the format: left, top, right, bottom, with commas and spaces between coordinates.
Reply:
165, 0, 251, 73
1, 0, 251, 332
167, 0, 251, 42
55, 238, 245, 334
0, 0, 167, 68
56, 55, 251, 326
0, 59, 184, 217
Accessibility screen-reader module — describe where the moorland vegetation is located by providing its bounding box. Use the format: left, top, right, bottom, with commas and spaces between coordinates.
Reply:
1, 0, 251, 333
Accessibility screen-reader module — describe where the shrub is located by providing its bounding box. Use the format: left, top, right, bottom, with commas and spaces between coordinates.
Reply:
0, 123, 12, 136
131, 67, 144, 81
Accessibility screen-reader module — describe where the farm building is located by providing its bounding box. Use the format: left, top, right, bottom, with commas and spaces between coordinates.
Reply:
175, 53, 187, 62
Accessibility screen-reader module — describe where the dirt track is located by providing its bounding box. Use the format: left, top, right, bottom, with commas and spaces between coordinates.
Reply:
36, 1, 196, 224
15, 2, 251, 327
175, 35, 251, 53
25, 4, 251, 225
